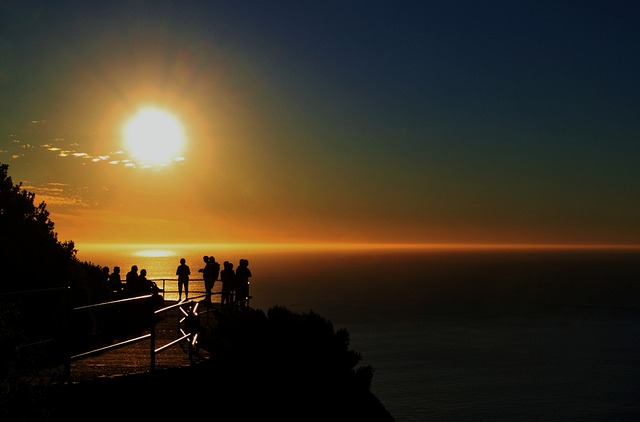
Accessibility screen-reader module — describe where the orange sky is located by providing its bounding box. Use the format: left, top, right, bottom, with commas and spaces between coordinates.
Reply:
2, 2, 640, 251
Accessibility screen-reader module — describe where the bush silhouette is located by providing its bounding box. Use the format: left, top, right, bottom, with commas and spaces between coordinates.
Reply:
0, 163, 79, 292
193, 306, 392, 420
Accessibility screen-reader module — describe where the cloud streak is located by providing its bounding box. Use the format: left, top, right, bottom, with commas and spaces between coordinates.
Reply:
3, 130, 183, 170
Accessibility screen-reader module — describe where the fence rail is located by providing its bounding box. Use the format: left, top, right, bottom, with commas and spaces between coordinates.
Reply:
1, 283, 250, 383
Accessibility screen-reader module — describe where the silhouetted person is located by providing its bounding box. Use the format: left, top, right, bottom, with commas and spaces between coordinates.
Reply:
126, 265, 139, 296
220, 261, 235, 307
138, 268, 164, 308
108, 266, 123, 296
176, 258, 190, 301
198, 255, 208, 300
198, 255, 220, 306
138, 268, 150, 290
91, 267, 112, 332
101, 266, 110, 284
235, 258, 252, 307
95, 266, 111, 302
209, 255, 221, 293
127, 267, 146, 296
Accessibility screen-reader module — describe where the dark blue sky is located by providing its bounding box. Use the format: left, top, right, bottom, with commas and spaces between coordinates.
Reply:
1, 1, 639, 246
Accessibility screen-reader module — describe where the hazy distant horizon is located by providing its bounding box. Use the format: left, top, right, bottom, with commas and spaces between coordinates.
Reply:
76, 241, 640, 255
76, 244, 640, 314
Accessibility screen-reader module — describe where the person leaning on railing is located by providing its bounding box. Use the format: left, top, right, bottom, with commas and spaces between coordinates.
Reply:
138, 268, 164, 308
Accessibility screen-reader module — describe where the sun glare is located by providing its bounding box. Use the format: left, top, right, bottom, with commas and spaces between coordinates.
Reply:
133, 249, 177, 257
122, 107, 186, 166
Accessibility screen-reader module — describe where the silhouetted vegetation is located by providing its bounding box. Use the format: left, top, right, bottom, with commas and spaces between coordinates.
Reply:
203, 305, 374, 390
0, 163, 113, 352
0, 163, 152, 420
0, 163, 75, 292
196, 305, 392, 419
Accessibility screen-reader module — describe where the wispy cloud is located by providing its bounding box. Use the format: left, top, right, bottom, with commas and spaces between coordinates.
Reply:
3, 133, 177, 169
21, 181, 91, 207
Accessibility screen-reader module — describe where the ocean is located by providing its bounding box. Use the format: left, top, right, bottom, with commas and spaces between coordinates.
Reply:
76, 246, 640, 421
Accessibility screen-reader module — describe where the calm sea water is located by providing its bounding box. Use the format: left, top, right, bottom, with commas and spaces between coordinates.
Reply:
77, 246, 640, 421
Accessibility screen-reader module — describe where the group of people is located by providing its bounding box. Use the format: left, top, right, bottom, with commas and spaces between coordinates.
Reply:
99, 256, 252, 308
182, 256, 253, 307
123, 265, 163, 296
95, 264, 164, 310
100, 265, 163, 297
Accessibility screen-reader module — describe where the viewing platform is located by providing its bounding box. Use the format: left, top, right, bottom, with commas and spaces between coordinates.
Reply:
69, 299, 213, 383
2, 284, 252, 386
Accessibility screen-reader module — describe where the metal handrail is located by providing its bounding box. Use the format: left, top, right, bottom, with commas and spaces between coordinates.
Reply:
69, 296, 153, 355
3, 283, 252, 381
70, 333, 151, 361
73, 294, 153, 312
70, 295, 201, 375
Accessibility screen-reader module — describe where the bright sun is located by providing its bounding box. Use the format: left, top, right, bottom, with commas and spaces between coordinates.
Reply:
122, 107, 186, 166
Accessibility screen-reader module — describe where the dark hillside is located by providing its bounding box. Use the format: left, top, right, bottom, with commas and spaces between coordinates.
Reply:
51, 306, 394, 421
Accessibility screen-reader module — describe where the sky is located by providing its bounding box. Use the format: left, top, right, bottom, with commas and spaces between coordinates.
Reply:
1, 0, 639, 249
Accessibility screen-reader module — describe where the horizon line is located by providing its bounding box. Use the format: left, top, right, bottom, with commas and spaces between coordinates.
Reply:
77, 242, 640, 252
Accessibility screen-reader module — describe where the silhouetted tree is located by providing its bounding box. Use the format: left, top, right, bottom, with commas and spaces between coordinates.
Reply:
0, 163, 78, 292
194, 306, 391, 420
0, 163, 111, 422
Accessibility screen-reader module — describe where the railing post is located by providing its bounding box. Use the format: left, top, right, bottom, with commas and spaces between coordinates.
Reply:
64, 286, 72, 382
187, 304, 193, 362
149, 297, 156, 372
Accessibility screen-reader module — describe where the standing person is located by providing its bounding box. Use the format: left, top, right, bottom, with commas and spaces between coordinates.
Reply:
198, 255, 219, 306
93, 266, 112, 303
209, 256, 220, 301
220, 261, 235, 308
101, 266, 111, 285
108, 266, 123, 296
197, 255, 210, 303
100, 266, 111, 293
176, 258, 191, 301
125, 265, 139, 296
235, 258, 252, 307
